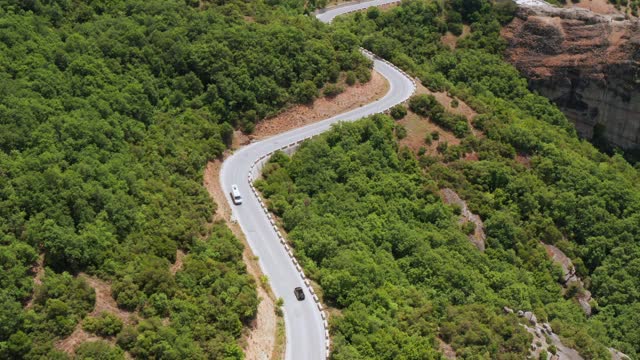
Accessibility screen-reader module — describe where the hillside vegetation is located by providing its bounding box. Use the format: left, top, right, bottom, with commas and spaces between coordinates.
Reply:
3, 0, 639, 358
259, 0, 640, 358
0, 0, 371, 358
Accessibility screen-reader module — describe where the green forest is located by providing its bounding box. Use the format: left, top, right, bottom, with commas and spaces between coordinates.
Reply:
2, 0, 640, 358
257, 0, 640, 359
0, 0, 371, 358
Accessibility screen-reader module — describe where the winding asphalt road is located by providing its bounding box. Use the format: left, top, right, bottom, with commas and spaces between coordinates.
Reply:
220, 2, 415, 359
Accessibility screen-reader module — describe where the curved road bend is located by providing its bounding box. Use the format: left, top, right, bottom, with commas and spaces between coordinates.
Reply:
220, 2, 415, 359
315, 0, 405, 23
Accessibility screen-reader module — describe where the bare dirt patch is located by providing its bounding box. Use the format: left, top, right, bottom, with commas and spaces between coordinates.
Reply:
56, 327, 102, 356
324, 0, 352, 6
170, 249, 185, 275
322, 0, 399, 10
397, 111, 460, 154
463, 152, 479, 161
411, 81, 481, 139
204, 160, 231, 222
32, 254, 45, 285
250, 70, 389, 140
377, 1, 400, 11
516, 154, 532, 168
440, 25, 471, 49
57, 328, 133, 359
271, 316, 286, 360
56, 274, 137, 355
24, 254, 45, 309
437, 337, 458, 359
232, 130, 251, 150
81, 274, 137, 325
243, 286, 278, 360
425, 89, 477, 122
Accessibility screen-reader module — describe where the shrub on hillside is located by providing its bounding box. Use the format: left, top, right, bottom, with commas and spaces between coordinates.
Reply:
83, 312, 124, 337
323, 84, 345, 97
390, 104, 408, 119
409, 94, 445, 119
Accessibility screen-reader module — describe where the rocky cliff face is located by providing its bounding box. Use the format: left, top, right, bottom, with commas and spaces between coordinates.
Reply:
502, 5, 640, 150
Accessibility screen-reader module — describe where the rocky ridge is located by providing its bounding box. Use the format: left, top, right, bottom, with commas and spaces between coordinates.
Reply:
503, 306, 584, 360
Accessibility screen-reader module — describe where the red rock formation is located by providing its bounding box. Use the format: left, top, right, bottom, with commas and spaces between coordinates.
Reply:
502, 5, 640, 149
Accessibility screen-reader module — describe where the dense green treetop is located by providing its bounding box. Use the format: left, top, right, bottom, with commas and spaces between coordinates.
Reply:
2, 0, 639, 358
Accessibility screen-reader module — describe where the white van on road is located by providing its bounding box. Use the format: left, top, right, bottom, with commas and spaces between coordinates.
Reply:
230, 184, 243, 205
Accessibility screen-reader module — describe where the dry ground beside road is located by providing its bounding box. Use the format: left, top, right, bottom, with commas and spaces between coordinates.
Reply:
251, 70, 389, 140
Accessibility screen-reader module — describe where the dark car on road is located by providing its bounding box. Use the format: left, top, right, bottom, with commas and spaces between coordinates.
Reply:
294, 287, 305, 301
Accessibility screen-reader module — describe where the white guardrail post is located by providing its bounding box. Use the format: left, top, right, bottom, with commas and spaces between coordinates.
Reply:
248, 3, 416, 358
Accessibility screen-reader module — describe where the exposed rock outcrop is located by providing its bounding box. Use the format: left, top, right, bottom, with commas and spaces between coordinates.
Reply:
440, 188, 486, 251
506, 307, 584, 360
543, 243, 593, 315
502, 4, 640, 150
524, 321, 585, 360
609, 347, 631, 360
